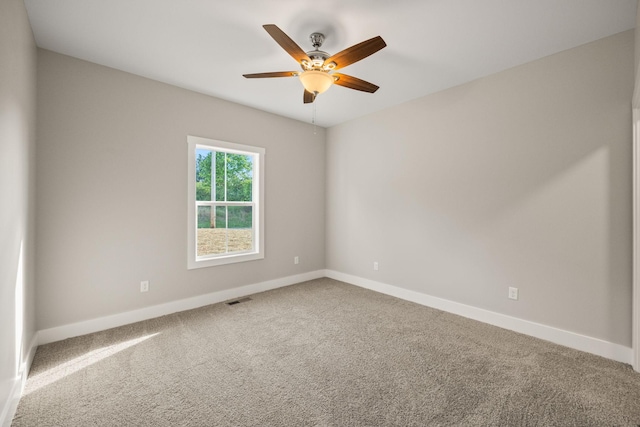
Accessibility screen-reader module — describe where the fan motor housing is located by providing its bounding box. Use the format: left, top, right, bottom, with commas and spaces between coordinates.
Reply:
303, 50, 329, 69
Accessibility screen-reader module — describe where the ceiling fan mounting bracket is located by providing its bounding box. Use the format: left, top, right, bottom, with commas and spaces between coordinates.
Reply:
309, 32, 325, 49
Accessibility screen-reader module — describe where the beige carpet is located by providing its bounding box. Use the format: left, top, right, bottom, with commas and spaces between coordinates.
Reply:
12, 278, 640, 426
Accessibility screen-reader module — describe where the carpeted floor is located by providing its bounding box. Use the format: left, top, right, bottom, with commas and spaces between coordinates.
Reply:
12, 278, 640, 426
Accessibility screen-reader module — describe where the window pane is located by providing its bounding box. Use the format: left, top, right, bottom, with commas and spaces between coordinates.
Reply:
197, 206, 252, 256
228, 206, 252, 228
215, 206, 226, 229
226, 153, 253, 202
197, 206, 225, 256
215, 151, 225, 202
195, 150, 213, 201
197, 206, 214, 229
227, 206, 253, 253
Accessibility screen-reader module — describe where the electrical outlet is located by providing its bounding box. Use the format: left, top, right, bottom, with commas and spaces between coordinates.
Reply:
140, 280, 149, 293
373, 262, 379, 271
508, 287, 518, 300
294, 256, 299, 265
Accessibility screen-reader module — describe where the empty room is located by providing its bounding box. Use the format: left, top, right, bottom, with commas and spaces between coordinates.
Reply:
3, 0, 640, 425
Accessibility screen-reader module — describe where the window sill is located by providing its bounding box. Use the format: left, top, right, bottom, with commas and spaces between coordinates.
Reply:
187, 251, 264, 269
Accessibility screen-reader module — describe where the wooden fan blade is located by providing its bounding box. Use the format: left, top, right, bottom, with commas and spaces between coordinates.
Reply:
303, 90, 316, 104
263, 24, 311, 64
243, 71, 298, 78
324, 36, 386, 70
332, 73, 379, 93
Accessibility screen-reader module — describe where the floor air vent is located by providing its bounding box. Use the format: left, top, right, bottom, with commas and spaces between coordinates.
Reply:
226, 297, 252, 306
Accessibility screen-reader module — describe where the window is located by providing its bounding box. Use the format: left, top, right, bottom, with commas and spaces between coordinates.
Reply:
187, 136, 264, 268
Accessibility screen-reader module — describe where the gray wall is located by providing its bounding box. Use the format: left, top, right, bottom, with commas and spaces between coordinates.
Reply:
24, 23, 638, 350
326, 30, 634, 346
0, 0, 37, 412
36, 50, 325, 330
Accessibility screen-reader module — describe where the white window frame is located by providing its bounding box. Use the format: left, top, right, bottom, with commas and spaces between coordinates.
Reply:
187, 135, 265, 269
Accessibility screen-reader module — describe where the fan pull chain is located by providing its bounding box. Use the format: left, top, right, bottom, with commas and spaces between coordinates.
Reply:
312, 100, 317, 135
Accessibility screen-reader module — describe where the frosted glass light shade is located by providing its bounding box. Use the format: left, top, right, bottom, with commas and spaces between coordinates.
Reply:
299, 70, 333, 94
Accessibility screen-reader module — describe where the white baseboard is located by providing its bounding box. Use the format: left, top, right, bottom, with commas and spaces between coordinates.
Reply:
38, 270, 325, 345
324, 269, 633, 365
35, 268, 633, 365
1, 333, 38, 427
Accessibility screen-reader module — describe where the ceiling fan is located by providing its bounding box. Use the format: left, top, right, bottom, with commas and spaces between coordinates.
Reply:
243, 24, 386, 103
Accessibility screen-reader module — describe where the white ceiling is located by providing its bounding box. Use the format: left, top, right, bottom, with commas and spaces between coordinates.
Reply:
25, 0, 637, 127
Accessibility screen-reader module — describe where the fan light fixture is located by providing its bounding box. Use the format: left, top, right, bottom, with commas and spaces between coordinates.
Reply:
299, 70, 334, 94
